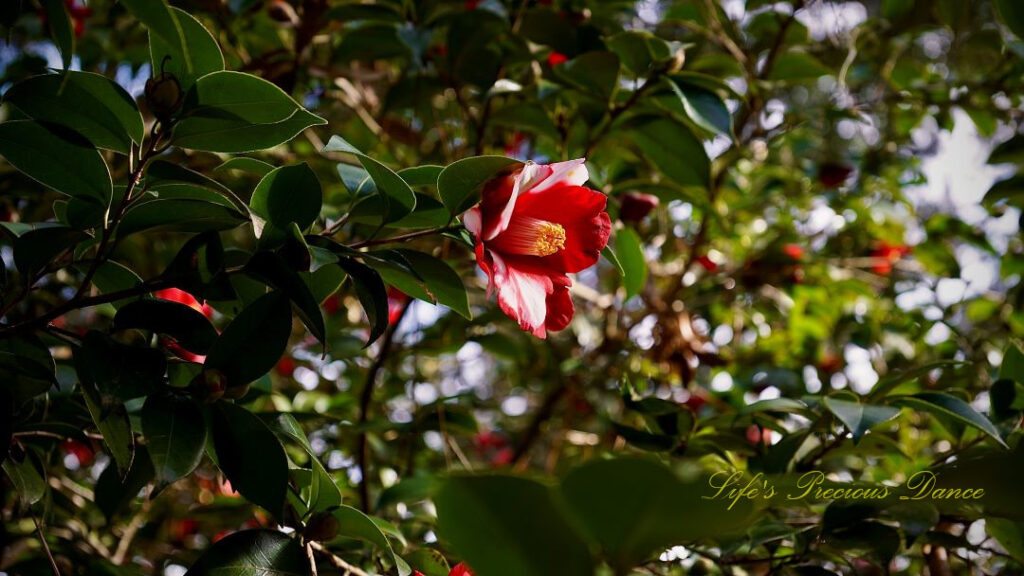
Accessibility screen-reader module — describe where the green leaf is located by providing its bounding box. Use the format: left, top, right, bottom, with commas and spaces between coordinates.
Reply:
41, 0, 73, 69
892, 392, 1007, 448
556, 51, 621, 100
120, 0, 196, 75
142, 393, 207, 487
211, 402, 289, 517
398, 165, 444, 188
150, 7, 225, 91
204, 291, 293, 389
323, 136, 417, 223
405, 549, 450, 576
560, 458, 755, 572
250, 163, 323, 242
216, 157, 275, 178
268, 413, 341, 514
2, 453, 46, 505
173, 71, 326, 152
601, 245, 625, 276
113, 299, 219, 355
244, 251, 326, 343
606, 30, 672, 76
436, 475, 594, 576
769, 50, 831, 82
336, 256, 389, 345
627, 116, 710, 188
1000, 341, 1024, 383
987, 518, 1024, 563
4, 71, 144, 154
821, 397, 901, 443
614, 227, 647, 299
13, 226, 86, 275
996, 0, 1024, 40
437, 156, 522, 216
118, 199, 247, 236
332, 506, 412, 576
95, 445, 155, 520
393, 249, 471, 319
984, 173, 1024, 208
0, 120, 112, 203
76, 356, 135, 477
185, 529, 309, 576
662, 76, 733, 138
77, 331, 165, 400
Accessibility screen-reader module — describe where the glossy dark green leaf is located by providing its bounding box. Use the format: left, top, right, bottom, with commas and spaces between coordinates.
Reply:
95, 445, 155, 521
556, 51, 620, 99
185, 529, 309, 576
2, 452, 46, 505
216, 157, 275, 178
76, 358, 135, 477
41, 0, 73, 69
662, 76, 732, 138
628, 116, 710, 187
436, 475, 594, 576
204, 291, 293, 388
405, 549, 450, 576
437, 156, 522, 216
614, 227, 646, 299
113, 299, 218, 354
332, 506, 411, 576
0, 336, 57, 407
323, 136, 416, 223
150, 7, 224, 90
0, 120, 112, 203
987, 518, 1024, 563
336, 256, 389, 345
1000, 341, 1024, 383
398, 165, 444, 188
77, 331, 165, 400
211, 402, 289, 517
996, 0, 1024, 40
244, 251, 326, 343
250, 163, 323, 242
142, 393, 207, 487
118, 199, 247, 237
267, 413, 341, 514
606, 30, 673, 76
13, 225, 86, 275
121, 0, 197, 76
560, 458, 755, 572
892, 392, 1007, 448
393, 249, 471, 319
822, 397, 901, 443
173, 71, 326, 152
4, 71, 144, 154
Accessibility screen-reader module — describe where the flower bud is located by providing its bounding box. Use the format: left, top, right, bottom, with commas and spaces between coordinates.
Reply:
618, 192, 660, 223
145, 70, 183, 123
191, 369, 226, 403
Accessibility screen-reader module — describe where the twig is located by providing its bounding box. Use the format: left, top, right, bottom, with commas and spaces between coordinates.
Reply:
32, 514, 62, 576
305, 541, 319, 576
348, 226, 456, 250
511, 379, 572, 467
355, 300, 413, 512
308, 541, 372, 576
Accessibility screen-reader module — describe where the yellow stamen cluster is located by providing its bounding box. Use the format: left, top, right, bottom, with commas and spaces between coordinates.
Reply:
534, 221, 566, 256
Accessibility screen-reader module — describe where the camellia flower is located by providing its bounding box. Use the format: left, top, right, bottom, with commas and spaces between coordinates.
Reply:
547, 51, 569, 66
464, 159, 611, 338
154, 288, 214, 362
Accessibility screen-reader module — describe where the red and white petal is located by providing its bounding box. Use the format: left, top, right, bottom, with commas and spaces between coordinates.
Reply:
485, 162, 543, 241
527, 158, 588, 194
544, 275, 574, 333
463, 206, 483, 239
515, 184, 611, 273
490, 252, 555, 338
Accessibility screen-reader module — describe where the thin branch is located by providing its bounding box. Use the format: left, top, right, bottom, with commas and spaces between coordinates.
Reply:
32, 514, 62, 576
355, 300, 412, 512
308, 541, 372, 576
348, 226, 456, 250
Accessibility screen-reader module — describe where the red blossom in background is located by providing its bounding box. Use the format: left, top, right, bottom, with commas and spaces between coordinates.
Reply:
154, 288, 213, 362
618, 192, 660, 223
547, 51, 569, 66
817, 162, 854, 188
387, 287, 411, 325
783, 243, 804, 260
464, 159, 611, 338
695, 254, 718, 273
870, 241, 911, 275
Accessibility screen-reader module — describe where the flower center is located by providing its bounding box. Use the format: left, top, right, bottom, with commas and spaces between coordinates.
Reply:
496, 216, 566, 257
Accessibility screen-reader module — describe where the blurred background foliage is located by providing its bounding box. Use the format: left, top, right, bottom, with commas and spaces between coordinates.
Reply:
2, 0, 1024, 575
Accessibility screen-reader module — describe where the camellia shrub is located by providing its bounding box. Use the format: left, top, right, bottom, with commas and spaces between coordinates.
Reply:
1, 0, 1024, 575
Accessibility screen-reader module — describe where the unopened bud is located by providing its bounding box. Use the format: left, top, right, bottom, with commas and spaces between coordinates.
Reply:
192, 369, 226, 403
304, 513, 340, 542
618, 192, 660, 223
145, 70, 183, 123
